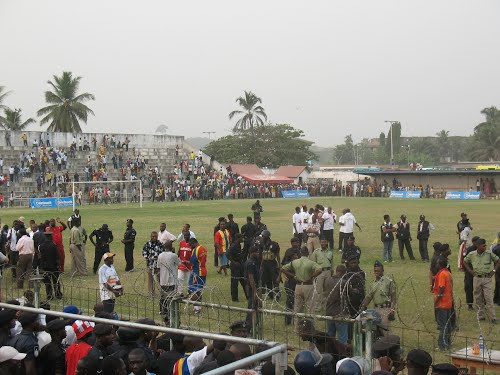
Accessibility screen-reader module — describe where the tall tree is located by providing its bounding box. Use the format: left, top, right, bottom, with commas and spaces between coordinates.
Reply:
203, 124, 316, 168
384, 122, 402, 162
37, 72, 95, 132
469, 107, 500, 161
332, 135, 355, 164
228, 91, 267, 162
0, 108, 36, 131
435, 130, 450, 161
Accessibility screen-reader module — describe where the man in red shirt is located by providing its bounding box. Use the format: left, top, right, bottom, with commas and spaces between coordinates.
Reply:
65, 320, 94, 375
46, 218, 67, 272
177, 230, 193, 295
433, 256, 454, 351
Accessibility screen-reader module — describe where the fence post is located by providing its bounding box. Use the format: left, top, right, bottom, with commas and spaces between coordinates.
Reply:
169, 296, 181, 329
273, 345, 288, 375
352, 319, 363, 357
31, 268, 44, 308
363, 315, 373, 363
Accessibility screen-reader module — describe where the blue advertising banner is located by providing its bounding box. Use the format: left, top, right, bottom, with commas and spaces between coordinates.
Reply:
29, 197, 73, 209
445, 191, 480, 200
389, 190, 422, 199
281, 190, 310, 198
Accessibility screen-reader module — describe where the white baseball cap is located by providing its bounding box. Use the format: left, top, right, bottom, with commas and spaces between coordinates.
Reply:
0, 346, 27, 362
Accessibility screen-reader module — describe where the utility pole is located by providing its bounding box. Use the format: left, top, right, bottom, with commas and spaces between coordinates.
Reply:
385, 121, 399, 168
202, 131, 216, 140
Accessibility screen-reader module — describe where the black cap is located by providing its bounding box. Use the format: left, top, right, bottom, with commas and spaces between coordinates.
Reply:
407, 349, 432, 368
18, 312, 39, 327
347, 235, 355, 240
0, 309, 16, 325
46, 319, 66, 332
471, 236, 480, 242
373, 335, 401, 353
346, 254, 359, 261
229, 320, 249, 331
374, 260, 384, 267
319, 235, 327, 241
432, 363, 459, 375
93, 323, 113, 336
117, 327, 141, 343
261, 230, 271, 238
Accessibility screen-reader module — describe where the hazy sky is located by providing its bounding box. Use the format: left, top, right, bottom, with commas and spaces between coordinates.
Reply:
1, 0, 499, 147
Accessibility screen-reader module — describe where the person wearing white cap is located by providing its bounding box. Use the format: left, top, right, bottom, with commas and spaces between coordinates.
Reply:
0, 346, 26, 375
98, 252, 122, 313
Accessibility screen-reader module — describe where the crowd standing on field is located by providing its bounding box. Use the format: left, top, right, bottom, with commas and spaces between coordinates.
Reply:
0, 202, 499, 374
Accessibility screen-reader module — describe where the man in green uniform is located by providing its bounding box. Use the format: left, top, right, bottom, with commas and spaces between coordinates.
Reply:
360, 261, 396, 333
281, 247, 322, 318
309, 235, 333, 313
463, 238, 500, 322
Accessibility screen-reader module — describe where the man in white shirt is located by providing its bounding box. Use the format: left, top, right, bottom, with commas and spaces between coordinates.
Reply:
159, 223, 176, 244
339, 208, 361, 251
98, 253, 122, 314
15, 228, 34, 289
321, 207, 336, 250
157, 244, 180, 320
176, 224, 196, 241
300, 205, 310, 245
292, 207, 303, 246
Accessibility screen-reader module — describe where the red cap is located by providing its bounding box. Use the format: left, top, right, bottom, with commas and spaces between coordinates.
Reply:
72, 320, 94, 339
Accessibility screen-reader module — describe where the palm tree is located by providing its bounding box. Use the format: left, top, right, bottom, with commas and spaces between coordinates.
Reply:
0, 108, 36, 131
229, 91, 267, 132
0, 86, 12, 110
37, 72, 95, 132
228, 91, 267, 162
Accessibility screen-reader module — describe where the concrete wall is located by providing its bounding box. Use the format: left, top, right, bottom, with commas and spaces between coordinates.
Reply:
0, 130, 184, 149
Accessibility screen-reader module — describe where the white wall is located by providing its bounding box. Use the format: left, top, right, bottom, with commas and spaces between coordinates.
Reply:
0, 130, 183, 149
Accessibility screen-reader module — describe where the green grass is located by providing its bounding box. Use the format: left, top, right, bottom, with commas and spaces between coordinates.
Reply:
1, 197, 499, 363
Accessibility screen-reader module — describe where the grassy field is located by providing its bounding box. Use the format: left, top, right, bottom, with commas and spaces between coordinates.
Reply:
1, 197, 499, 362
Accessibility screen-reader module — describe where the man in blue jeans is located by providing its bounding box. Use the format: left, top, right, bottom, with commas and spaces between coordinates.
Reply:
325, 264, 349, 344
381, 215, 396, 262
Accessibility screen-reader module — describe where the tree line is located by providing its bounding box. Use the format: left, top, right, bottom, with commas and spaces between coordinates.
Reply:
332, 107, 500, 165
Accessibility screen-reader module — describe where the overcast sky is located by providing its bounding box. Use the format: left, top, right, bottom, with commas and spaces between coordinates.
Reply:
1, 0, 499, 147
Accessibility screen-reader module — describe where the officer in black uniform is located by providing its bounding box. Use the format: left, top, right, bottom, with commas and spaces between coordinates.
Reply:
67, 209, 81, 229
341, 236, 361, 264
241, 216, 256, 261
282, 237, 301, 325
90, 224, 114, 274
39, 319, 67, 375
122, 219, 136, 272
253, 216, 268, 238
87, 323, 116, 361
227, 233, 248, 302
8, 312, 41, 375
255, 230, 280, 299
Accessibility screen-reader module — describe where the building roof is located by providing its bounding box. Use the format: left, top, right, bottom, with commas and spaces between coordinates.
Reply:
274, 166, 307, 178
357, 169, 500, 176
240, 174, 293, 184
227, 164, 264, 176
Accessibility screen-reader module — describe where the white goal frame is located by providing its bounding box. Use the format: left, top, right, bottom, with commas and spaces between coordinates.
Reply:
71, 180, 143, 210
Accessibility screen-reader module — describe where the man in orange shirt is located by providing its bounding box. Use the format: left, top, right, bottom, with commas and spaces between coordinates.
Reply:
214, 221, 231, 276
433, 256, 454, 351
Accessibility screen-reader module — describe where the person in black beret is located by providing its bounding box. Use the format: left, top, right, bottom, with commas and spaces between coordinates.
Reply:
431, 363, 459, 375
87, 323, 115, 361
8, 312, 41, 375
39, 319, 67, 375
229, 320, 249, 338
407, 348, 432, 375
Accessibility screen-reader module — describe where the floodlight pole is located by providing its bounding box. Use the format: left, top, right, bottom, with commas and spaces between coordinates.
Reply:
72, 181, 75, 211
385, 120, 399, 168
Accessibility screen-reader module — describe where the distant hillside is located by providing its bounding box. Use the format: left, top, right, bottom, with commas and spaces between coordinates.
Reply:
185, 137, 211, 149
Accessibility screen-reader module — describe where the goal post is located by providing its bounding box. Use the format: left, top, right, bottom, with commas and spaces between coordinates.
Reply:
71, 180, 143, 211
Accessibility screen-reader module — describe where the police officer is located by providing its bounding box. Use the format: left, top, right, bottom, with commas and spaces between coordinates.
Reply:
281, 247, 322, 316
255, 230, 280, 299
463, 238, 500, 323
341, 236, 361, 264
90, 224, 114, 274
417, 215, 433, 262
39, 319, 67, 375
67, 209, 81, 229
8, 312, 40, 375
309, 235, 333, 314
240, 216, 256, 261
121, 219, 136, 272
282, 237, 301, 325
87, 323, 115, 361
372, 334, 405, 374
361, 261, 396, 333
253, 216, 267, 238
406, 349, 432, 375
227, 233, 248, 302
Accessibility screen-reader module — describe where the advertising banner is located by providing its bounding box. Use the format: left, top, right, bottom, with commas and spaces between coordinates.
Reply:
281, 190, 310, 198
389, 190, 422, 199
445, 191, 480, 200
29, 197, 73, 209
